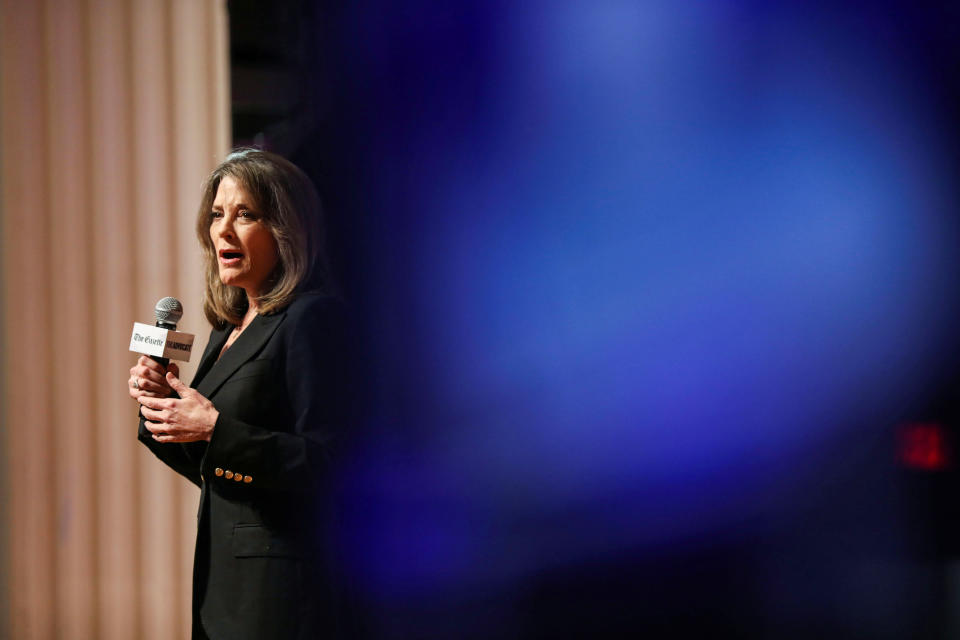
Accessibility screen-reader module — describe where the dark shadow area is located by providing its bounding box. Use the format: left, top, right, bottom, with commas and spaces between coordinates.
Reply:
228, 1, 960, 636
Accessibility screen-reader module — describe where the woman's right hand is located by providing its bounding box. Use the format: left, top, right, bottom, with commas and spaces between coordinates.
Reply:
128, 355, 179, 401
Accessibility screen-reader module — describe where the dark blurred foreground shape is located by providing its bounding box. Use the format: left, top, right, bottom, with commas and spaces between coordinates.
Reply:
229, 0, 960, 637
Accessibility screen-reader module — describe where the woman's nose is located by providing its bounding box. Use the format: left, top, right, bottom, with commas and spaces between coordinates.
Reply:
214, 216, 236, 239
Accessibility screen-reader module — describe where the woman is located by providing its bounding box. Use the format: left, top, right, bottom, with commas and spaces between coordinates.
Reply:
128, 149, 348, 639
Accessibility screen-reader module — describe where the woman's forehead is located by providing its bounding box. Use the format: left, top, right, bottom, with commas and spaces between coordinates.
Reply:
213, 174, 258, 206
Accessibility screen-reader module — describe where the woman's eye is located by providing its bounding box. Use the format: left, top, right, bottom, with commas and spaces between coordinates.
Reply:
239, 211, 257, 220
211, 211, 223, 219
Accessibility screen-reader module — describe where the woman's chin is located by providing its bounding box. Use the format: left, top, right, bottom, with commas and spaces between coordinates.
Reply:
220, 279, 245, 291
218, 270, 242, 288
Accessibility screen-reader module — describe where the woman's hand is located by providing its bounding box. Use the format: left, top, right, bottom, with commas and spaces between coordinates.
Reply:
129, 356, 179, 400
138, 372, 219, 443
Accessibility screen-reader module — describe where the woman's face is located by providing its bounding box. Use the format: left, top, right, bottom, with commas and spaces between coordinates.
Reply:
209, 175, 280, 299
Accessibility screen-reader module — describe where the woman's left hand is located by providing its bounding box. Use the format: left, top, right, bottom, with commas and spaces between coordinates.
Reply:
138, 372, 219, 443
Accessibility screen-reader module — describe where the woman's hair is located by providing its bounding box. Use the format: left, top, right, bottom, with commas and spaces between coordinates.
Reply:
196, 148, 335, 328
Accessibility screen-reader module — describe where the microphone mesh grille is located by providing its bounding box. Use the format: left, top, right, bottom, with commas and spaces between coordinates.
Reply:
155, 297, 183, 325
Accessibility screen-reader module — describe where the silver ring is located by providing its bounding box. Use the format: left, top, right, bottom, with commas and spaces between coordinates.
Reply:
133, 378, 140, 390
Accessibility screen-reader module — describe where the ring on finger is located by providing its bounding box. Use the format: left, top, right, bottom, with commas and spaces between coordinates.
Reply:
133, 377, 140, 390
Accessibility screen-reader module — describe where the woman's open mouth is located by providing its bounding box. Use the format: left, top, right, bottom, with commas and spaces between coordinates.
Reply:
219, 249, 244, 266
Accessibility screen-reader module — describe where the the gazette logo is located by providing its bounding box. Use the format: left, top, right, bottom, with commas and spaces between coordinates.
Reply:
132, 332, 165, 347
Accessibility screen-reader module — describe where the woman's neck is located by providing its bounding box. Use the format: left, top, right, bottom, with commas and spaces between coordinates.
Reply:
239, 306, 258, 330
237, 292, 261, 331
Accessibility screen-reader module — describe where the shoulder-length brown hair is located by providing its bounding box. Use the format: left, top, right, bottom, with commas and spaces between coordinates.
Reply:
196, 148, 335, 328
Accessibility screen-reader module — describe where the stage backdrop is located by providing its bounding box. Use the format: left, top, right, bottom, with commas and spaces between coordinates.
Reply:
0, 1, 229, 638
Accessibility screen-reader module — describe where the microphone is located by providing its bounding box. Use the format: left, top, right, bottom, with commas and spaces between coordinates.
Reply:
154, 296, 183, 330
129, 297, 195, 364
151, 297, 184, 366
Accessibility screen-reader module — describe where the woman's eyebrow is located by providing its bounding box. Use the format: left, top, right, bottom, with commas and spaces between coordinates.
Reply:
212, 202, 255, 210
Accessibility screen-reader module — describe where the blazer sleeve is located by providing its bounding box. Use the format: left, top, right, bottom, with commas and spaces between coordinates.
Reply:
199, 297, 351, 492
136, 328, 224, 488
137, 409, 204, 488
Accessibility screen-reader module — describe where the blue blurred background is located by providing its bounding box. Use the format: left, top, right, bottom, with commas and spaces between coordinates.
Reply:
231, 0, 960, 636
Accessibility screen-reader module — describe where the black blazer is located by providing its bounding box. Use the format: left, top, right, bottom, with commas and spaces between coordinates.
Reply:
138, 292, 349, 640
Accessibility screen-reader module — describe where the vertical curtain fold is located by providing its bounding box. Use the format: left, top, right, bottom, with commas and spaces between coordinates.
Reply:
0, 1, 229, 637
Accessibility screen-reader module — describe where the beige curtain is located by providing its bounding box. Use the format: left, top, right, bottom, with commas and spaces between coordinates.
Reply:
0, 0, 230, 637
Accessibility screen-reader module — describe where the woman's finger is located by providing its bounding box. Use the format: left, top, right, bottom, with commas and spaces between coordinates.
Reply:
143, 423, 190, 441
129, 356, 179, 400
134, 376, 169, 394
133, 382, 167, 398
142, 419, 164, 434
138, 395, 173, 410
136, 389, 167, 399
166, 371, 190, 395
134, 367, 172, 389
138, 355, 168, 375
132, 364, 167, 383
139, 405, 173, 425
152, 433, 197, 443
129, 378, 151, 400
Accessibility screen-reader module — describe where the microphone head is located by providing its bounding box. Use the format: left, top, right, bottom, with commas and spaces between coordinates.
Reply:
154, 297, 183, 326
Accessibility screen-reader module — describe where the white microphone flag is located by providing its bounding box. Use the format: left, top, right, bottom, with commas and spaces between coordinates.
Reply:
129, 322, 195, 361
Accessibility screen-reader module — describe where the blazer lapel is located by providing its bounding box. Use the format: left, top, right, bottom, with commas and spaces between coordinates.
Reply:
195, 311, 286, 399
178, 327, 230, 466
190, 326, 230, 389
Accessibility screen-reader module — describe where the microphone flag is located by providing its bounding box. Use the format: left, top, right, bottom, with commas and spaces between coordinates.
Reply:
129, 322, 195, 361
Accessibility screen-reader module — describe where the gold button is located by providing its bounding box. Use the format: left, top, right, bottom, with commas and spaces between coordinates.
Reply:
224, 470, 234, 479
215, 468, 224, 477
200, 473, 205, 483
234, 473, 243, 482
243, 475, 252, 484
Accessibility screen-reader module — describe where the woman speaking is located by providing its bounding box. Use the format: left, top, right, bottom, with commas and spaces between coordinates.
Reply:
128, 149, 348, 639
